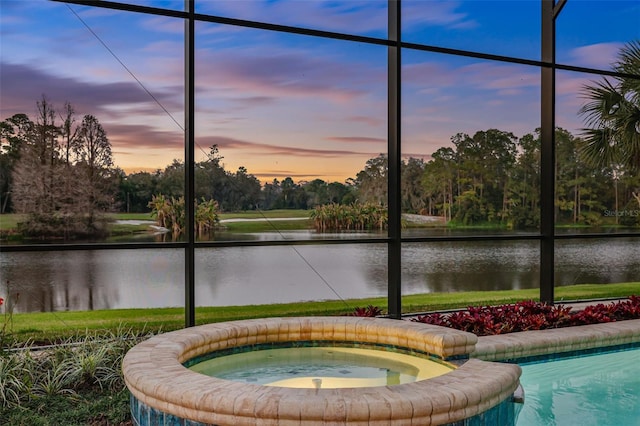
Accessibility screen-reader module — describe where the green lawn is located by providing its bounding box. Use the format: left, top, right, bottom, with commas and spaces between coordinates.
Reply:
219, 209, 310, 219
0, 213, 25, 230
1, 211, 313, 238
5, 282, 639, 345
220, 218, 312, 233
107, 212, 154, 221
0, 210, 311, 231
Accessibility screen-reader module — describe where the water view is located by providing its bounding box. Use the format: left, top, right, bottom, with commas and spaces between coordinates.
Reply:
1, 235, 638, 313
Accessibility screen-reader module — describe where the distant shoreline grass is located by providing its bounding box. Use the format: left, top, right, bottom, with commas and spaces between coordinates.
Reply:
0, 210, 311, 229
5, 282, 639, 345
3, 210, 634, 232
0, 211, 315, 236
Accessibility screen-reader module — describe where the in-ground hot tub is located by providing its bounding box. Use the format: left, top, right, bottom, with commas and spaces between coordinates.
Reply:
123, 317, 522, 425
187, 344, 455, 388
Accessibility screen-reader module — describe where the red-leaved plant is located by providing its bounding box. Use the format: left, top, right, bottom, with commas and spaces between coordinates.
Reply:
410, 297, 640, 336
349, 305, 384, 317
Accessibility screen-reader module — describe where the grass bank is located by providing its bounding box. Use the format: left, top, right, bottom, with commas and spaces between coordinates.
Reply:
1, 211, 314, 239
219, 209, 309, 219
0, 210, 310, 229
5, 282, 639, 345
109, 210, 313, 233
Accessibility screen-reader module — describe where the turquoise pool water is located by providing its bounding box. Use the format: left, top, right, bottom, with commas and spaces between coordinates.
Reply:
517, 347, 640, 426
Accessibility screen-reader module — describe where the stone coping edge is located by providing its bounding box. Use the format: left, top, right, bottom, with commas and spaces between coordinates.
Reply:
123, 317, 520, 425
471, 318, 640, 362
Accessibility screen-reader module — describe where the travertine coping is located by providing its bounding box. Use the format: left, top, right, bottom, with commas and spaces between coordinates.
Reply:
472, 318, 640, 361
123, 316, 521, 425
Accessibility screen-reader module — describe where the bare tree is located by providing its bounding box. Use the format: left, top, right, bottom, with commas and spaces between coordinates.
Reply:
11, 98, 116, 238
12, 95, 62, 218
59, 101, 80, 166
74, 114, 115, 232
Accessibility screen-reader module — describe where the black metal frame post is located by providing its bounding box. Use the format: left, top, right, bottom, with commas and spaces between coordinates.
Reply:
387, 0, 402, 319
184, 0, 196, 327
540, 0, 565, 304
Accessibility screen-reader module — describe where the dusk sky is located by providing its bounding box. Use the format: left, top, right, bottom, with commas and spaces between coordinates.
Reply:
1, 0, 638, 183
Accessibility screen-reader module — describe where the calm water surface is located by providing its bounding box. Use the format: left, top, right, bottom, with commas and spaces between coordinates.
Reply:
1, 233, 638, 313
188, 346, 452, 388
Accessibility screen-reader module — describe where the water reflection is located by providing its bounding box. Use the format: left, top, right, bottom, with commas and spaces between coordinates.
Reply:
402, 240, 540, 293
1, 237, 638, 313
195, 244, 388, 306
1, 250, 184, 313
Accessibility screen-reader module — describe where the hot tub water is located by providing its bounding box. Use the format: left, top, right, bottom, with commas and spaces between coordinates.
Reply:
189, 346, 453, 388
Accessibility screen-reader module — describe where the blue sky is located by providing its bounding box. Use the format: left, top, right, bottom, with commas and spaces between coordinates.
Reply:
1, 0, 638, 182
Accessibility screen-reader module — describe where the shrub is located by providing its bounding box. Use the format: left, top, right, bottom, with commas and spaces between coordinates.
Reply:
310, 203, 388, 232
0, 326, 154, 409
0, 352, 34, 408
411, 297, 640, 336
349, 305, 383, 317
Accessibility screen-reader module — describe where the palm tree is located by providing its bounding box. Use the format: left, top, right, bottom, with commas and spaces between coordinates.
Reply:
148, 194, 169, 228
579, 40, 640, 172
195, 198, 219, 239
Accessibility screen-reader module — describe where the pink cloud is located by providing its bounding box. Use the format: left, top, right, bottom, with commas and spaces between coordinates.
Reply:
347, 115, 386, 127
407, 60, 538, 95
403, 62, 456, 87
325, 136, 386, 144
0, 62, 181, 121
198, 135, 377, 158
196, 48, 371, 104
107, 123, 183, 150
556, 72, 600, 97
568, 43, 622, 70
459, 62, 538, 92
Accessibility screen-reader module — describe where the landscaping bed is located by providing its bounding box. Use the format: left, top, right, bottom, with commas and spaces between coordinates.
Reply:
409, 296, 640, 336
0, 329, 149, 425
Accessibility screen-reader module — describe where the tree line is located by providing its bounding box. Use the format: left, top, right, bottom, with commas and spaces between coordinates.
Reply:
2, 107, 639, 239
3, 107, 638, 237
118, 145, 358, 215
1, 40, 638, 238
355, 128, 639, 229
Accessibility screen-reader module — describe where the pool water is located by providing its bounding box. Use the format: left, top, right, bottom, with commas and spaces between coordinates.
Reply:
517, 348, 640, 426
189, 346, 453, 388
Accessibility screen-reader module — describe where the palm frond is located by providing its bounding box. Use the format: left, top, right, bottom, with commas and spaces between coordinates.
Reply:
579, 79, 623, 126
578, 128, 620, 168
579, 41, 640, 172
615, 39, 640, 77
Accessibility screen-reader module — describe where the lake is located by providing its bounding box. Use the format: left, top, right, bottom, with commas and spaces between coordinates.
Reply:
1, 233, 639, 313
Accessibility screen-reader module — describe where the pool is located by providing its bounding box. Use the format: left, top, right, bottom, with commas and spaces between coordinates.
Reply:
517, 347, 640, 426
